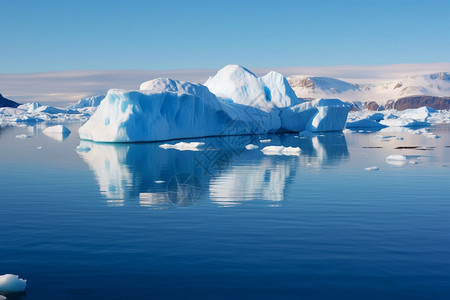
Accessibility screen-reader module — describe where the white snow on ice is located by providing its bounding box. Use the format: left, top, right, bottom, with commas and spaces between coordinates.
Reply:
261, 146, 301, 156
245, 144, 259, 150
159, 142, 205, 151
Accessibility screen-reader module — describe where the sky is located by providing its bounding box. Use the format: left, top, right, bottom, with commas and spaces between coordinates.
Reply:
1, 0, 450, 74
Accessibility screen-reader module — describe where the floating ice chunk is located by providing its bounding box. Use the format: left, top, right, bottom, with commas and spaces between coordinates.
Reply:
15, 134, 29, 139
368, 113, 385, 121
154, 180, 166, 184
36, 146, 43, 150
409, 160, 419, 164
365, 166, 379, 171
17, 102, 42, 113
346, 118, 388, 129
245, 144, 259, 150
259, 139, 271, 143
261, 146, 301, 156
43, 125, 71, 134
0, 274, 27, 293
159, 142, 205, 151
386, 154, 407, 166
386, 154, 407, 161
76, 145, 91, 152
379, 118, 429, 128
282, 98, 351, 132
67, 95, 105, 109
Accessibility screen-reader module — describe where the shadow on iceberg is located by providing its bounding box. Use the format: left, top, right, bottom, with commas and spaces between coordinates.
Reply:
76, 133, 348, 209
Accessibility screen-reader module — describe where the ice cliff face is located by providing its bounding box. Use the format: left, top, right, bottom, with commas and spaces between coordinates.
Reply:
78, 65, 351, 143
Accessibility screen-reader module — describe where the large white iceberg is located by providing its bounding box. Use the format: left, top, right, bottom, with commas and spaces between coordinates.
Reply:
78, 65, 351, 142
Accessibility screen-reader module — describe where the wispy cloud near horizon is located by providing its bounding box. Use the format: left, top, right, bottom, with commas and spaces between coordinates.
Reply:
1, 63, 449, 107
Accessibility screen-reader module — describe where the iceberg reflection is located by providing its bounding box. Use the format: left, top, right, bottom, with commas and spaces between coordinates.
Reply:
77, 133, 348, 208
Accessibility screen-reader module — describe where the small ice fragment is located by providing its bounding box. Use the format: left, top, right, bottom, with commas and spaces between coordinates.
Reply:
76, 145, 91, 152
154, 180, 165, 184
409, 161, 418, 164
342, 129, 352, 134
426, 134, 440, 139
261, 146, 301, 156
36, 146, 43, 150
43, 125, 71, 134
15, 134, 28, 139
259, 139, 271, 143
159, 142, 205, 151
245, 144, 259, 150
365, 166, 379, 171
0, 274, 27, 293
386, 154, 407, 161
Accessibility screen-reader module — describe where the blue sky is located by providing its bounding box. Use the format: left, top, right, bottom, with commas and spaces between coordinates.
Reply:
1, 0, 449, 73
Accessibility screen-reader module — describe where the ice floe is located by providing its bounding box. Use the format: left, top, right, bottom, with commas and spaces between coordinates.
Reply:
261, 146, 301, 156
347, 106, 450, 131
245, 144, 259, 150
159, 142, 205, 151
15, 134, 29, 139
365, 166, 379, 171
0, 274, 27, 293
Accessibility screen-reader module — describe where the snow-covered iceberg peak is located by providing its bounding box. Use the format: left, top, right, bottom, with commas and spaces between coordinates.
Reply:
204, 64, 301, 112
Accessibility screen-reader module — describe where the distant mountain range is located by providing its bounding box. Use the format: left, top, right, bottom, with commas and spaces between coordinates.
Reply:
288, 72, 450, 110
0, 93, 20, 108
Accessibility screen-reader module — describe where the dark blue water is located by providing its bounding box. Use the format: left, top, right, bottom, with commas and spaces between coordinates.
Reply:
1, 124, 449, 299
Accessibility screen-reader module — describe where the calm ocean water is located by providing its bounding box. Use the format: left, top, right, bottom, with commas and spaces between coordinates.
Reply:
1, 124, 449, 300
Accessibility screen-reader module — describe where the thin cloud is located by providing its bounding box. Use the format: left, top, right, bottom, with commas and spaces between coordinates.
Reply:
1, 63, 449, 107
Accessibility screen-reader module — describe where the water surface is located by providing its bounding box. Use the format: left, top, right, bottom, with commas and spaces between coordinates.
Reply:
1, 124, 449, 299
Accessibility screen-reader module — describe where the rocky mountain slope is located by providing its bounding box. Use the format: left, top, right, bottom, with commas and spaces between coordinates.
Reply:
288, 72, 450, 110
0, 93, 20, 108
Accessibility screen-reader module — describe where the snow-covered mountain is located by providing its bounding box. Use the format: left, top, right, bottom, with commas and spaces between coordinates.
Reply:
288, 72, 450, 110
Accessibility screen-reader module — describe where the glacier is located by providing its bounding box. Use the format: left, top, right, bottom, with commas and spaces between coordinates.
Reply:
78, 65, 351, 142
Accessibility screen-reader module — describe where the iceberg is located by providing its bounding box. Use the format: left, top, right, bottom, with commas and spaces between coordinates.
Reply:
0, 274, 27, 293
346, 118, 388, 129
159, 142, 205, 151
78, 65, 351, 143
67, 95, 105, 109
261, 146, 301, 156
